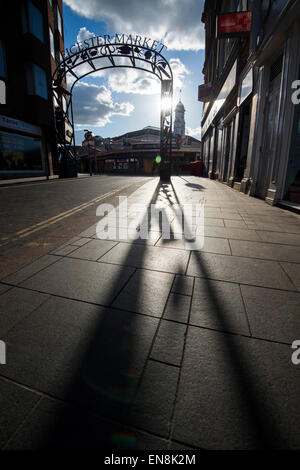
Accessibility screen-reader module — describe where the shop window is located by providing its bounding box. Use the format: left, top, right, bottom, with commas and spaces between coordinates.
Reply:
0, 41, 6, 79
22, 1, 45, 43
0, 80, 6, 105
49, 0, 53, 6
237, 0, 248, 11
49, 27, 55, 58
27, 64, 48, 100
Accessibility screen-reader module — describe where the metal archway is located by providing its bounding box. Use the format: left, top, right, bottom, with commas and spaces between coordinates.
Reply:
52, 36, 173, 181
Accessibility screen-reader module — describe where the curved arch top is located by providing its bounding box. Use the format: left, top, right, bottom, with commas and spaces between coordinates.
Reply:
52, 34, 173, 181
53, 38, 173, 88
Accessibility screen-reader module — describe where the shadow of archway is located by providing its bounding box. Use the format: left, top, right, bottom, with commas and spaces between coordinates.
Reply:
165, 179, 286, 450
35, 180, 178, 450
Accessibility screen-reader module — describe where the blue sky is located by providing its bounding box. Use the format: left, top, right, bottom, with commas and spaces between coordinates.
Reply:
62, 0, 205, 144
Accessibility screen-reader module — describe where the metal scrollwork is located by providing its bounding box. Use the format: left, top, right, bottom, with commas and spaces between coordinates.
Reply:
52, 36, 173, 180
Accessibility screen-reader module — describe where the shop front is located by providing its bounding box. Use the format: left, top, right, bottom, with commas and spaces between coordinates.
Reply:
0, 115, 45, 179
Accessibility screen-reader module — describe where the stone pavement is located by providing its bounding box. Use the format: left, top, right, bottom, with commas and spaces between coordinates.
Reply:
0, 176, 300, 450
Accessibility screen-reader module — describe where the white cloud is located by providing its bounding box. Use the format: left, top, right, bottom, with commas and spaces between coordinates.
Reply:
64, 0, 205, 51
72, 81, 134, 127
186, 126, 202, 138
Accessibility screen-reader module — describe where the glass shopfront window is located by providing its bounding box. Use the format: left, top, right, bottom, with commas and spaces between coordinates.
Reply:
0, 131, 43, 172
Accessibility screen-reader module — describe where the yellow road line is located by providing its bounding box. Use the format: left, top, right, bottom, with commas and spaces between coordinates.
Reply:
0, 183, 132, 247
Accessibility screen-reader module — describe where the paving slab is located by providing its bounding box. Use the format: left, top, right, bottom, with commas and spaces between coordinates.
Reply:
163, 293, 191, 324
51, 244, 79, 256
173, 326, 300, 449
0, 287, 48, 336
0, 378, 40, 449
245, 221, 300, 234
112, 269, 174, 317
77, 224, 97, 238
150, 320, 186, 366
1, 296, 158, 416
128, 360, 179, 438
68, 239, 118, 261
172, 275, 194, 296
0, 284, 11, 296
190, 278, 250, 335
98, 229, 162, 246
100, 243, 190, 274
203, 226, 261, 242
241, 285, 300, 343
229, 239, 300, 263
197, 218, 225, 227
224, 219, 248, 228
187, 252, 296, 290
19, 257, 135, 305
256, 231, 300, 246
3, 255, 60, 285
5, 397, 169, 450
280, 263, 300, 291
157, 236, 231, 255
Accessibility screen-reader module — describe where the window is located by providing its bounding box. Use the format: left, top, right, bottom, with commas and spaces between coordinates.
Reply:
237, 0, 248, 11
22, 1, 45, 43
27, 64, 48, 100
49, 27, 55, 58
49, 0, 53, 6
56, 6, 63, 36
0, 41, 7, 79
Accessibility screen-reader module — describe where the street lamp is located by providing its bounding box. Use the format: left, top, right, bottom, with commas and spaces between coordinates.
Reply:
84, 129, 93, 176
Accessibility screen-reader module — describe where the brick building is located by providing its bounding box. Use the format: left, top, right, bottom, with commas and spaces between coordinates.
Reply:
200, 0, 300, 206
0, 0, 66, 179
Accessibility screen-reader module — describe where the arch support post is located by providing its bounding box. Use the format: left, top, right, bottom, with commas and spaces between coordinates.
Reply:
160, 79, 173, 182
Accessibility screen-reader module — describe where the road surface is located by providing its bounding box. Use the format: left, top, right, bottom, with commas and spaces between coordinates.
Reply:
0, 175, 154, 279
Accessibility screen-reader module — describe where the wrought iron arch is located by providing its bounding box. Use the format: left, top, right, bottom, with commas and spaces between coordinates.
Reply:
52, 38, 174, 180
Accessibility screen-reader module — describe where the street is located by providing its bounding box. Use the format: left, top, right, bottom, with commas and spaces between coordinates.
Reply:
0, 175, 299, 449
0, 175, 153, 279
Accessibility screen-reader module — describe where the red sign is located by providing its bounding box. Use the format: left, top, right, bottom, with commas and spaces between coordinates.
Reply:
218, 11, 252, 36
171, 152, 184, 157
198, 83, 212, 102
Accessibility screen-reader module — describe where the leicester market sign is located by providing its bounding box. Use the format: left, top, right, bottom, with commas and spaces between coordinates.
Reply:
65, 33, 167, 58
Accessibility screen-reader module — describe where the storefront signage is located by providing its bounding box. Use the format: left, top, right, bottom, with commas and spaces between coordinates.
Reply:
239, 68, 253, 105
218, 11, 252, 37
202, 60, 237, 138
65, 34, 166, 57
0, 115, 41, 136
198, 83, 212, 102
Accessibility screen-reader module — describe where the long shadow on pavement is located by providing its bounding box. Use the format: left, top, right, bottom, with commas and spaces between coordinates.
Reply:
166, 180, 286, 450
31, 181, 177, 450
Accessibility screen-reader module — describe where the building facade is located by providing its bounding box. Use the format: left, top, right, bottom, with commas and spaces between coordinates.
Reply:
0, 0, 65, 180
78, 125, 201, 176
200, 0, 300, 205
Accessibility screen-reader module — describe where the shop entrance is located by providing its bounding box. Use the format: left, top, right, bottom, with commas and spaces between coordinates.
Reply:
257, 58, 282, 198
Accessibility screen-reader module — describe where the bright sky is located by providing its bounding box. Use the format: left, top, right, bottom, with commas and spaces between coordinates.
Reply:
62, 0, 205, 145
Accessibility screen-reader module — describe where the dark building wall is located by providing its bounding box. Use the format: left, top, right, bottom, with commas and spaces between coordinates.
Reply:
200, 0, 300, 205
0, 0, 65, 178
